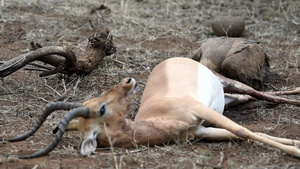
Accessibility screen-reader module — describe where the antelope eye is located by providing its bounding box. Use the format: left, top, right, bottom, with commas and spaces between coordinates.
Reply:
100, 104, 105, 116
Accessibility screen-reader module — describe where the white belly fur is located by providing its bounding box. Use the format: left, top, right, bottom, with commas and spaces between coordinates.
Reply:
196, 63, 224, 114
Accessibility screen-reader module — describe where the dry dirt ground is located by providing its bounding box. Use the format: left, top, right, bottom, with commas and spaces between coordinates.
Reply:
0, 0, 300, 168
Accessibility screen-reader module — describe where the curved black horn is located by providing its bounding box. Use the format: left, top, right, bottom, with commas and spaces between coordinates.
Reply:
0, 102, 83, 142
2, 106, 90, 159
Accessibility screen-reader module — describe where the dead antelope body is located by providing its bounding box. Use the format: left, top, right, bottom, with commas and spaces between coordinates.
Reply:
1, 57, 300, 159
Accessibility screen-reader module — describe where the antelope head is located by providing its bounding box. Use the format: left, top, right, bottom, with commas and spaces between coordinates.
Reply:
75, 77, 137, 156
0, 77, 137, 158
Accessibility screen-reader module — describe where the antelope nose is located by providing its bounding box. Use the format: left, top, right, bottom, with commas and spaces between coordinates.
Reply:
126, 78, 132, 84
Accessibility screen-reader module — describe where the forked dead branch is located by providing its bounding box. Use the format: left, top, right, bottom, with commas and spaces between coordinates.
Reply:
1, 58, 300, 159
0, 18, 116, 77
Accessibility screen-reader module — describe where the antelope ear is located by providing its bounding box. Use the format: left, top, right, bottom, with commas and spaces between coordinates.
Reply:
80, 131, 99, 156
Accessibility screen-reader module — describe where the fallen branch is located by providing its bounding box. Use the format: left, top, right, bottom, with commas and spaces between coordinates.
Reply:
0, 18, 116, 77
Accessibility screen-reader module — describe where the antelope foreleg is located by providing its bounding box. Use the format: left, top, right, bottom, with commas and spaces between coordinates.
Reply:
66, 119, 79, 131
267, 87, 300, 95
255, 133, 300, 146
189, 125, 239, 140
224, 93, 253, 107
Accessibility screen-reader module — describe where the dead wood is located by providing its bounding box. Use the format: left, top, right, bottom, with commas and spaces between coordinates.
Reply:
0, 18, 116, 77
190, 37, 269, 89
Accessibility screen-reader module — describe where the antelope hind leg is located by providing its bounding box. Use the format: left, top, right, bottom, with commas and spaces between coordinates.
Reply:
190, 102, 300, 157
189, 125, 300, 146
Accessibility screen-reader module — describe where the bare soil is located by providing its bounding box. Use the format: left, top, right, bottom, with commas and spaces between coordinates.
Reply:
0, 0, 299, 168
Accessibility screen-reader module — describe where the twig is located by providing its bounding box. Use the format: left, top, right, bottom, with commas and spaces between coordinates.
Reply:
27, 62, 54, 70
0, 99, 18, 104
72, 77, 81, 96
56, 76, 82, 102
218, 18, 229, 37
291, 20, 300, 26
94, 147, 148, 156
125, 147, 147, 154
103, 122, 119, 169
278, 0, 289, 21
44, 79, 61, 97
264, 83, 279, 91
29, 93, 48, 103
217, 151, 224, 167
0, 91, 12, 96
107, 57, 125, 65
62, 78, 67, 93
273, 114, 281, 131
139, 63, 151, 73
1, 78, 24, 103
23, 67, 49, 72
196, 162, 222, 169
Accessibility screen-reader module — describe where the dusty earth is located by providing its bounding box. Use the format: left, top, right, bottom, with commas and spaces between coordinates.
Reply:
0, 0, 300, 168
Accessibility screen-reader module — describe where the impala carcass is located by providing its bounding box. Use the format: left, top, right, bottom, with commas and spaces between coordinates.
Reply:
1, 57, 300, 159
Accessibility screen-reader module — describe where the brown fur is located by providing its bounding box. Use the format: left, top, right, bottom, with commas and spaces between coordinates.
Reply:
191, 37, 269, 89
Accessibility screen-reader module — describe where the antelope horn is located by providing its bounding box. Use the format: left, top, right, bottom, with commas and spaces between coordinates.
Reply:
216, 73, 300, 106
1, 106, 90, 159
0, 102, 83, 142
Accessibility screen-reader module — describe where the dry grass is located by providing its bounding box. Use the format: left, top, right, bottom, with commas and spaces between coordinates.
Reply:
0, 0, 300, 168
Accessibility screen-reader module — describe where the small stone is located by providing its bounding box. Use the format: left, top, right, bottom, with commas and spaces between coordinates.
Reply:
211, 16, 245, 37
